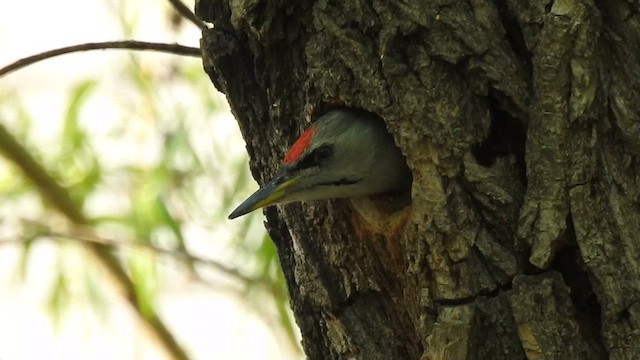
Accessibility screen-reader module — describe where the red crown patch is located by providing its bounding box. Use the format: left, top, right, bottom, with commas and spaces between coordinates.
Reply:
284, 127, 316, 164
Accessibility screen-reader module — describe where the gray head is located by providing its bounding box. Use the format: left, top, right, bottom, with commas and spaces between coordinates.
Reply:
229, 109, 412, 219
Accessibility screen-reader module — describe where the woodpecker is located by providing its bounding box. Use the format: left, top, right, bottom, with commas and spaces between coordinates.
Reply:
228, 109, 412, 219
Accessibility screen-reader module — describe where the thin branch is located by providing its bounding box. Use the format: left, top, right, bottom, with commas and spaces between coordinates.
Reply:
52, 231, 258, 287
0, 41, 201, 78
0, 124, 85, 223
167, 0, 208, 31
0, 122, 190, 360
0, 227, 287, 298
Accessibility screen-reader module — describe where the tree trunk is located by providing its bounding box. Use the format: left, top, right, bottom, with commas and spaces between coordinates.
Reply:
196, 0, 640, 358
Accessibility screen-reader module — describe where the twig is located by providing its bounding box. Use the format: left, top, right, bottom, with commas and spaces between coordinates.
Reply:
0, 41, 201, 78
167, 0, 208, 31
0, 124, 84, 223
51, 230, 257, 286
0, 227, 287, 301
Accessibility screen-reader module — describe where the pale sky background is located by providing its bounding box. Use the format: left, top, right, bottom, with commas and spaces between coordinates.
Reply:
0, 0, 301, 359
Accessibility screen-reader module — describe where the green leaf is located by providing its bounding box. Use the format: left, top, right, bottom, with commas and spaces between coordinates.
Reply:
14, 235, 36, 282
62, 79, 97, 154
60, 79, 103, 206
128, 254, 158, 318
47, 272, 69, 329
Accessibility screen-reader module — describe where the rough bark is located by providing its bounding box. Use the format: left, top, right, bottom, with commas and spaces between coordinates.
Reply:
196, 0, 640, 359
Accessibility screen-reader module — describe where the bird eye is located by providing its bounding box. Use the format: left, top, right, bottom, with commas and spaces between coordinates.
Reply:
313, 145, 333, 165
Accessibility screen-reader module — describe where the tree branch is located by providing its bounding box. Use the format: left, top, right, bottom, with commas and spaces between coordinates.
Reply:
167, 0, 208, 31
0, 41, 201, 78
0, 122, 190, 360
0, 224, 289, 314
30, 228, 263, 288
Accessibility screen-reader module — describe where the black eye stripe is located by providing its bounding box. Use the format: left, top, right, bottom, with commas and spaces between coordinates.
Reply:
292, 152, 316, 171
316, 178, 362, 187
293, 144, 333, 170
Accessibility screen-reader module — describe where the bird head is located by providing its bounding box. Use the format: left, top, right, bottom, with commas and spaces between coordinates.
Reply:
228, 109, 412, 219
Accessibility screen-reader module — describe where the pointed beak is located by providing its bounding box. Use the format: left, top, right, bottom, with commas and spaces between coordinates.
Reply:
228, 171, 299, 219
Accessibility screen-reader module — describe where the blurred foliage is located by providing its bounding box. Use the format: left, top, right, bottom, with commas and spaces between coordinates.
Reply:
0, 0, 299, 358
